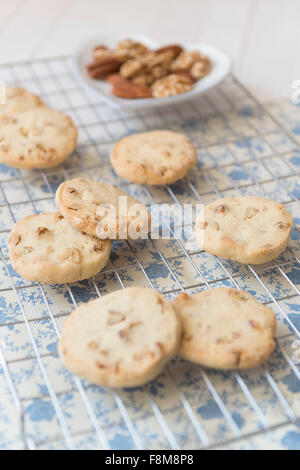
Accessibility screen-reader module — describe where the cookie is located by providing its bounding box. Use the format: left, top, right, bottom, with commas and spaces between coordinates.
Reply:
196, 196, 293, 264
0, 86, 44, 118
174, 288, 276, 370
9, 213, 111, 284
111, 130, 197, 185
59, 287, 181, 388
55, 178, 151, 239
0, 107, 78, 170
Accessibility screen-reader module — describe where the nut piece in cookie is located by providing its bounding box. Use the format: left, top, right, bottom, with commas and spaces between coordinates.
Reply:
195, 196, 293, 264
0, 107, 78, 170
59, 287, 181, 388
8, 212, 111, 284
111, 130, 197, 185
174, 288, 276, 370
55, 178, 151, 239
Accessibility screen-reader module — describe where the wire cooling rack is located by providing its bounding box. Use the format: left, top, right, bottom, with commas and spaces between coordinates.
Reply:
0, 56, 299, 450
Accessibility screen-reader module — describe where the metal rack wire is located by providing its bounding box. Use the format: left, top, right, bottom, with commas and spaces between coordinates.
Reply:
0, 56, 299, 450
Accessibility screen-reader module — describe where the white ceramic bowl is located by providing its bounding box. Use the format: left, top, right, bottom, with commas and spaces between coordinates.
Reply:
74, 34, 232, 110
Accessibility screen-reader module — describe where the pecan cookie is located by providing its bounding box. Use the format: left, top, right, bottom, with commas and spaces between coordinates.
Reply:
55, 178, 151, 239
59, 287, 181, 388
111, 130, 197, 185
9, 213, 111, 284
0, 107, 78, 170
0, 86, 44, 118
174, 288, 276, 370
196, 196, 293, 264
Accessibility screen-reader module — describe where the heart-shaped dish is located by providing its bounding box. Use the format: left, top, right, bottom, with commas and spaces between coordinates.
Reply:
74, 33, 232, 110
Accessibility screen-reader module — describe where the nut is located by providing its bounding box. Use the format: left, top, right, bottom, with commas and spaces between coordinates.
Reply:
93, 45, 108, 59
132, 72, 155, 86
120, 58, 146, 79
245, 207, 259, 219
86, 57, 122, 79
155, 44, 183, 59
110, 75, 152, 99
15, 235, 21, 246
93, 46, 128, 63
107, 310, 125, 325
276, 222, 290, 229
37, 227, 49, 236
171, 50, 205, 72
175, 71, 196, 82
152, 74, 194, 98
63, 248, 80, 264
116, 39, 149, 58
89, 39, 212, 100
88, 341, 98, 350
151, 65, 169, 79
214, 204, 228, 214
150, 51, 173, 68
190, 58, 211, 79
198, 221, 208, 229
67, 187, 76, 194
93, 242, 103, 253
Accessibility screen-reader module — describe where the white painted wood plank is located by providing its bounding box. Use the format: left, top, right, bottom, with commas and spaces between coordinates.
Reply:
237, 0, 300, 100
0, 0, 299, 100
0, 0, 72, 63
198, 0, 253, 67
36, 0, 214, 58
0, 0, 26, 31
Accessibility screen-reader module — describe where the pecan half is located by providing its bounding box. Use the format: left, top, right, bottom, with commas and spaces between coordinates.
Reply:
155, 44, 183, 59
87, 57, 122, 79
110, 75, 152, 99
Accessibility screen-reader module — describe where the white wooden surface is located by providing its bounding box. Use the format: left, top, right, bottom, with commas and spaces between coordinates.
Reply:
0, 0, 298, 101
